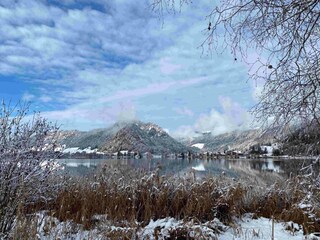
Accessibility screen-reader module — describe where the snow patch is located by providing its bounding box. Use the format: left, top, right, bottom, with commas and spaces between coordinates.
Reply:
21, 213, 314, 239
139, 218, 180, 239
192, 143, 205, 149
62, 147, 99, 154
221, 215, 305, 240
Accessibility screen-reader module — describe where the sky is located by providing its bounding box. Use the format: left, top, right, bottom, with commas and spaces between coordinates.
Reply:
0, 0, 262, 138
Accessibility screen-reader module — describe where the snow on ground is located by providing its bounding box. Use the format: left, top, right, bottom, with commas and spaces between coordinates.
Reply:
260, 145, 274, 156
221, 214, 307, 240
140, 215, 316, 240
139, 218, 181, 239
62, 147, 99, 154
25, 212, 320, 240
31, 213, 101, 240
192, 143, 205, 149
138, 217, 225, 239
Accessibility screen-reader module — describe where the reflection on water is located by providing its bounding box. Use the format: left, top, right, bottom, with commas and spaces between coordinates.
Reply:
58, 157, 319, 179
192, 163, 206, 171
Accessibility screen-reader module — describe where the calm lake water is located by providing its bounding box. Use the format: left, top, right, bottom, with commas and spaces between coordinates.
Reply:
58, 157, 319, 180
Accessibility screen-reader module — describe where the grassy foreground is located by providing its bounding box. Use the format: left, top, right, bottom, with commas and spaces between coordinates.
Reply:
10, 165, 320, 239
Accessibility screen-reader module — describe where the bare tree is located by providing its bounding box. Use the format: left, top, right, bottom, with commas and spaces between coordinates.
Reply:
151, 0, 320, 131
0, 101, 61, 236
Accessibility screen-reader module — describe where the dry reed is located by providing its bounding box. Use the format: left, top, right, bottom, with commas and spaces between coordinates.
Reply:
16, 165, 320, 236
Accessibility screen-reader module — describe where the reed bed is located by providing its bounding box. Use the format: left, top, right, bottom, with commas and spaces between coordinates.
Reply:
17, 165, 319, 236
0, 164, 316, 240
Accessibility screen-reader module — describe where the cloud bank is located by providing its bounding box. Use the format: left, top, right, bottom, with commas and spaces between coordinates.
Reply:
0, 0, 257, 133
172, 96, 253, 138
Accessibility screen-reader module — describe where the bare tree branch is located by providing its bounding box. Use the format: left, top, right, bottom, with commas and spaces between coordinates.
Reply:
152, 0, 320, 133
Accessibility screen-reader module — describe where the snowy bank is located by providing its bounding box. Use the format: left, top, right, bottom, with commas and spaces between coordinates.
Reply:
12, 213, 318, 240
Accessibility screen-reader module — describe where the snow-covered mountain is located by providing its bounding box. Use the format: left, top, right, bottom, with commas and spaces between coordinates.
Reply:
101, 122, 190, 153
185, 129, 277, 152
58, 121, 191, 154
58, 122, 320, 155
58, 122, 128, 149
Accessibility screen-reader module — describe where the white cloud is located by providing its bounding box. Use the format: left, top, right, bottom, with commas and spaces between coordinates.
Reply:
22, 92, 35, 102
41, 100, 138, 130
116, 101, 137, 122
0, 0, 256, 132
160, 57, 181, 74
0, 0, 163, 77
172, 96, 253, 138
39, 95, 52, 103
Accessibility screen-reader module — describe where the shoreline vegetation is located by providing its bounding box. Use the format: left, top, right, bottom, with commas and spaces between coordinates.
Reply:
1, 103, 320, 239
4, 164, 320, 239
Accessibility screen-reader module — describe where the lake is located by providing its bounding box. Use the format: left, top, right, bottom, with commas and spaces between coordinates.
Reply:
58, 157, 319, 182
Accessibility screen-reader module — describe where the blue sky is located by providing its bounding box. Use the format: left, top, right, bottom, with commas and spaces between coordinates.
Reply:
0, 0, 261, 137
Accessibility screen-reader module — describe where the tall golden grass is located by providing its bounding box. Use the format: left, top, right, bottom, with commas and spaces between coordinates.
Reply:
16, 165, 320, 239
19, 166, 320, 235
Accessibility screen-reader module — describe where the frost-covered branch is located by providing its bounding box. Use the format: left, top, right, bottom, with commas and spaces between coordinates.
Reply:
152, 0, 320, 132
0, 101, 61, 235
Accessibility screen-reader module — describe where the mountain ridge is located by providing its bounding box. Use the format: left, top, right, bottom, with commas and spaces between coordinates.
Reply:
184, 129, 277, 152
58, 121, 192, 154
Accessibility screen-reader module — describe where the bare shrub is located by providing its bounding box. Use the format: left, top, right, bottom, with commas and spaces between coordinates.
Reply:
0, 101, 61, 237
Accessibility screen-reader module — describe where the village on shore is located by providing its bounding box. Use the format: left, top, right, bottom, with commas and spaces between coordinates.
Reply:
58, 142, 299, 160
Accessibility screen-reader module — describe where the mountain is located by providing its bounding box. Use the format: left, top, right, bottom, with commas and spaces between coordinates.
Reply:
59, 122, 128, 149
101, 122, 190, 153
58, 120, 320, 155
186, 129, 277, 152
58, 121, 191, 154
281, 125, 320, 155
